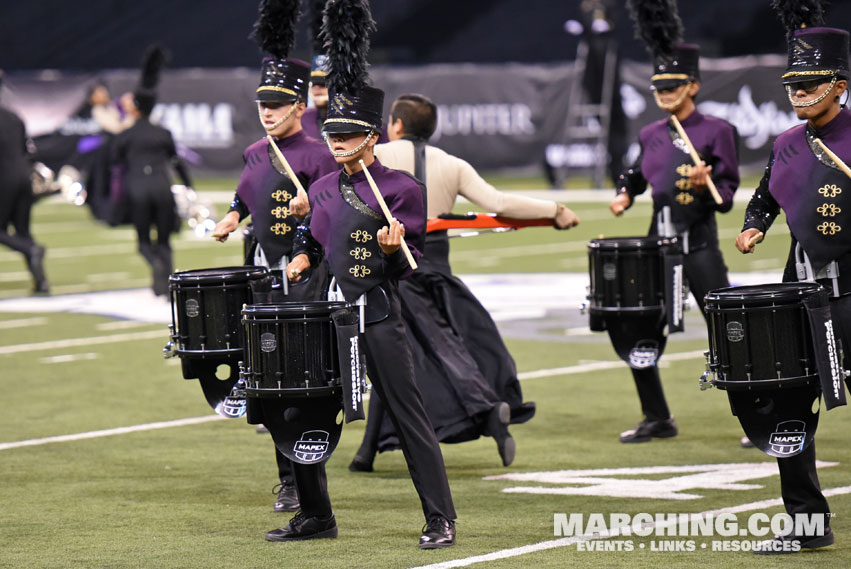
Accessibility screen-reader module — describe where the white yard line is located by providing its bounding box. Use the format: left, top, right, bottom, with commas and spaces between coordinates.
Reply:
0, 329, 165, 355
409, 486, 851, 569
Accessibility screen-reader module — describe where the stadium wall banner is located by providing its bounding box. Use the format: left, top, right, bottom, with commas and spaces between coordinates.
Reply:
2, 56, 795, 175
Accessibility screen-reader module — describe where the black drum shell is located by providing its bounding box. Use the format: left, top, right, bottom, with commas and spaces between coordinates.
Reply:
242, 301, 352, 398
704, 283, 822, 390
169, 266, 270, 359
587, 236, 671, 314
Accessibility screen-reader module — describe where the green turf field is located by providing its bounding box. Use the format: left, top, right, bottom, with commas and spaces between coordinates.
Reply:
2, 181, 848, 568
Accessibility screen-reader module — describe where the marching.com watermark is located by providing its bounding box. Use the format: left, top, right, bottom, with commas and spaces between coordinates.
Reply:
554, 512, 830, 553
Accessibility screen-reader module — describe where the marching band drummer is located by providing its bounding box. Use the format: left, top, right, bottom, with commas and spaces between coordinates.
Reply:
608, 0, 740, 444
735, 6, 851, 553
346, 93, 579, 473
211, 0, 338, 518
280, 0, 457, 548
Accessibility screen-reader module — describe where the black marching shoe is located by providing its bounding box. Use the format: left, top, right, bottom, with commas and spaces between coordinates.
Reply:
418, 515, 456, 549
265, 511, 338, 542
272, 482, 300, 513
28, 245, 49, 294
754, 527, 834, 555
619, 417, 677, 443
487, 402, 515, 466
348, 455, 374, 473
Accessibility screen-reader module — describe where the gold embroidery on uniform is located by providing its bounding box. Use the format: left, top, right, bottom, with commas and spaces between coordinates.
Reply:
817, 221, 841, 235
818, 184, 842, 198
676, 164, 693, 177
272, 189, 293, 202
350, 229, 373, 243
271, 206, 290, 218
349, 247, 372, 261
676, 192, 694, 205
675, 179, 693, 190
271, 223, 291, 235
817, 203, 842, 217
349, 265, 371, 278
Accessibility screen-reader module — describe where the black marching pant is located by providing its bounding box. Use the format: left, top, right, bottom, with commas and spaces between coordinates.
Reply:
288, 283, 456, 521
631, 244, 730, 421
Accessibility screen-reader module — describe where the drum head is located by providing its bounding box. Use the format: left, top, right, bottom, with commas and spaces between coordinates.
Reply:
705, 282, 823, 309
587, 236, 663, 252
169, 265, 268, 285
728, 385, 820, 458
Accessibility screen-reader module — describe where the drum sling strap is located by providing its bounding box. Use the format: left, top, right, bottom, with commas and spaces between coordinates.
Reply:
331, 307, 366, 422
796, 253, 848, 409
657, 207, 685, 333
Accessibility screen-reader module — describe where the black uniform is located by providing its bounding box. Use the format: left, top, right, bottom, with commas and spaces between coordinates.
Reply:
0, 105, 48, 293
110, 117, 191, 295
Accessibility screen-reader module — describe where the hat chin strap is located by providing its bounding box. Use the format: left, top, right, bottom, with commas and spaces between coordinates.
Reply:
653, 84, 692, 113
787, 76, 838, 108
257, 102, 299, 133
323, 130, 375, 158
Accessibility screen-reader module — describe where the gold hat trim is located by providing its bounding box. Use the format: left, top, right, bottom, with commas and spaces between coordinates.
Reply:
781, 69, 838, 79
651, 73, 690, 81
257, 86, 299, 96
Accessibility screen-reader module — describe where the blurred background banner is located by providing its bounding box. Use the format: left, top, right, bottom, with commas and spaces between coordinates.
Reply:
2, 57, 794, 175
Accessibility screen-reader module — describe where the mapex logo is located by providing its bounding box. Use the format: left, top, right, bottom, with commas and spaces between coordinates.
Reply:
602, 262, 617, 281
629, 341, 658, 369
769, 420, 806, 455
184, 299, 200, 318
260, 332, 277, 353
726, 321, 744, 342
294, 430, 330, 462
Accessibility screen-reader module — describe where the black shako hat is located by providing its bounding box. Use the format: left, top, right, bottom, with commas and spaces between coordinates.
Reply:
308, 0, 328, 87
783, 27, 850, 84
251, 0, 307, 102
320, 0, 383, 134
324, 86, 384, 133
310, 54, 329, 87
256, 57, 310, 102
652, 43, 700, 90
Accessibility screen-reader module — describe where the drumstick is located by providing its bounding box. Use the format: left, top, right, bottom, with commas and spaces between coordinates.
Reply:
358, 159, 418, 271
669, 115, 724, 205
747, 231, 764, 248
266, 134, 308, 197
814, 138, 851, 180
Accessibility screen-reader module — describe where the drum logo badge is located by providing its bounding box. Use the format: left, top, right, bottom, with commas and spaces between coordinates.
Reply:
726, 321, 744, 342
629, 340, 659, 369
185, 299, 200, 318
260, 332, 277, 352
294, 430, 330, 462
602, 263, 617, 281
768, 420, 806, 455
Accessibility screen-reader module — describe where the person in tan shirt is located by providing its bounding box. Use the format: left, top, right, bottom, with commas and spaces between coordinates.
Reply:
347, 94, 579, 472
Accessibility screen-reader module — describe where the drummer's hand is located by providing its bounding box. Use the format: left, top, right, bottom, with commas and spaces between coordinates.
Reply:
609, 193, 630, 216
554, 203, 580, 229
735, 228, 764, 254
377, 219, 404, 255
289, 188, 310, 218
212, 211, 240, 242
286, 254, 311, 282
689, 161, 713, 191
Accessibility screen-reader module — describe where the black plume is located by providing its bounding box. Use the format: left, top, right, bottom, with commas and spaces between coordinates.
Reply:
770, 0, 826, 34
139, 44, 169, 90
250, 0, 301, 59
309, 0, 327, 53
626, 0, 684, 59
321, 0, 376, 95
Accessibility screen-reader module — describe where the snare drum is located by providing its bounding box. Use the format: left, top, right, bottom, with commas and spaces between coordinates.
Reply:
242, 301, 352, 398
704, 283, 822, 390
168, 266, 270, 359
587, 237, 671, 314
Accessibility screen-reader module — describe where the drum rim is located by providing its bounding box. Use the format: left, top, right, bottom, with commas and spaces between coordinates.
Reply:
705, 282, 823, 306
243, 300, 352, 317
169, 266, 269, 283
587, 236, 675, 250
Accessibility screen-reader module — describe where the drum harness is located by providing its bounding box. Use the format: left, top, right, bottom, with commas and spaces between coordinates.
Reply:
254, 247, 289, 296
795, 243, 841, 298
327, 277, 367, 333
656, 206, 689, 253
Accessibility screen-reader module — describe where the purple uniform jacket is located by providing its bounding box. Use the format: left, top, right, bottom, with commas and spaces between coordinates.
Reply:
232, 130, 337, 264
307, 158, 426, 300
745, 109, 851, 272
